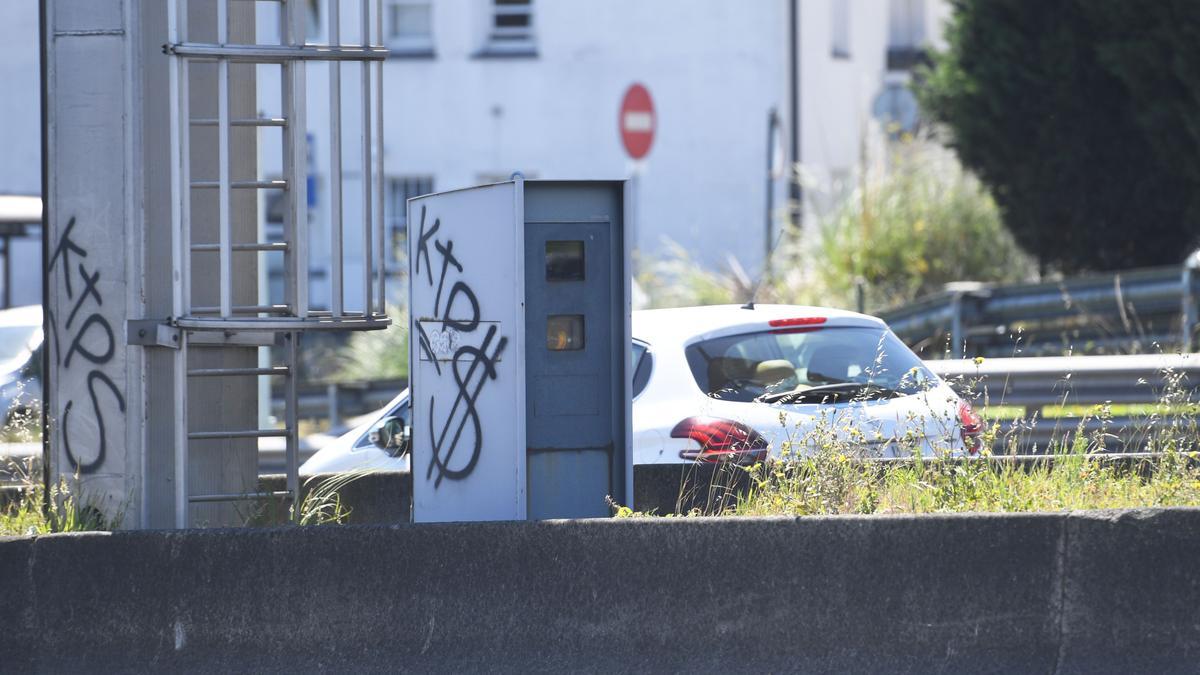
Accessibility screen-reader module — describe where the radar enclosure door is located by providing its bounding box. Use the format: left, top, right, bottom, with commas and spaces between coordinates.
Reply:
409, 179, 632, 522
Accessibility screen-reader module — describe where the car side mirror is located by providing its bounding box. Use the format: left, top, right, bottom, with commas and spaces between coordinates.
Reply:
369, 416, 411, 457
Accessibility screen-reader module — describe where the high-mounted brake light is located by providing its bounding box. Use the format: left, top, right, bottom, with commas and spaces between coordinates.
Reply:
768, 316, 827, 328
958, 400, 984, 455
671, 416, 769, 463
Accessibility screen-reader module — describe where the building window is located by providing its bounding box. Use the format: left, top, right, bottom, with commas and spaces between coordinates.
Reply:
386, 0, 434, 55
483, 0, 536, 56
385, 176, 434, 269
831, 0, 851, 59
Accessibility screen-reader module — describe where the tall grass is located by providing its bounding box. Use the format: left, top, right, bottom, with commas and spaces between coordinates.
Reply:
636, 139, 1035, 312
1, 457, 111, 536
731, 444, 1200, 518
644, 364, 1200, 519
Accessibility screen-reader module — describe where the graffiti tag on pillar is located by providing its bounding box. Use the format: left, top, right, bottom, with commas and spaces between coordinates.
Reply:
48, 216, 125, 474
413, 205, 508, 487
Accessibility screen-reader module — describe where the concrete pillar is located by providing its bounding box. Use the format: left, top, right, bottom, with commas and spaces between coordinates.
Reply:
44, 0, 259, 527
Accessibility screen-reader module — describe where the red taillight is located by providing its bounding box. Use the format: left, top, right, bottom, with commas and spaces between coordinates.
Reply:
671, 416, 769, 463
958, 400, 984, 455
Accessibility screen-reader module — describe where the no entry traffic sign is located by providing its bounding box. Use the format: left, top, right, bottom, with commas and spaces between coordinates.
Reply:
619, 83, 655, 160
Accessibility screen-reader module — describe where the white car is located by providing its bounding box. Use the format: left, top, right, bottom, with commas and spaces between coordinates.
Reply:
0, 305, 43, 421
300, 304, 981, 474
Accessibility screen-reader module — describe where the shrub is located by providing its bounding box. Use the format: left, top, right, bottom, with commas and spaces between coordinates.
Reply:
637, 140, 1036, 312
813, 142, 1036, 311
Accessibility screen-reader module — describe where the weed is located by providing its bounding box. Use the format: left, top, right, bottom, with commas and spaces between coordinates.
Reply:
1, 456, 111, 536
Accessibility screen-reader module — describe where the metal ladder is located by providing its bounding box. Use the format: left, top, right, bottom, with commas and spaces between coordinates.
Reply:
163, 0, 388, 528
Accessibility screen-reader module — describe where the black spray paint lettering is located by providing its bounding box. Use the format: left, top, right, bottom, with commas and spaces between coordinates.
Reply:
427, 325, 507, 487
414, 204, 439, 286
48, 216, 125, 475
61, 372, 126, 474
417, 205, 507, 487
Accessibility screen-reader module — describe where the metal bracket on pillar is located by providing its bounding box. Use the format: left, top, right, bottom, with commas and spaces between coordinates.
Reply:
127, 320, 182, 349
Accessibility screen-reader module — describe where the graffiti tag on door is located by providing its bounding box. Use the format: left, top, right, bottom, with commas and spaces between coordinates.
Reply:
412, 205, 508, 487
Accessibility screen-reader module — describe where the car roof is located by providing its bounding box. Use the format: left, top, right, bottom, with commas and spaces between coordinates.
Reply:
632, 304, 886, 345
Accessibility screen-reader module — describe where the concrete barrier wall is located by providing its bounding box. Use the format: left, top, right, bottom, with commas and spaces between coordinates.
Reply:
2, 508, 1199, 672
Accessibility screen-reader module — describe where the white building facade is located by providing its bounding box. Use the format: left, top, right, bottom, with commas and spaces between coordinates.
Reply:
1, 1, 947, 311
254, 0, 948, 309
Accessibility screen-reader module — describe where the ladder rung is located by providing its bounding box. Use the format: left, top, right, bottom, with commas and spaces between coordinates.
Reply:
187, 366, 291, 378
169, 43, 389, 63
191, 242, 289, 253
188, 429, 290, 440
191, 179, 288, 190
191, 116, 287, 127
306, 310, 374, 318
189, 490, 293, 504
191, 304, 293, 315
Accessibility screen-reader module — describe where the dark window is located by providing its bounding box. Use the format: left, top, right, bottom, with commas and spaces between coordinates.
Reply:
545, 240, 584, 281
547, 314, 584, 351
495, 12, 529, 28
632, 341, 653, 398
489, 0, 534, 46
385, 176, 434, 269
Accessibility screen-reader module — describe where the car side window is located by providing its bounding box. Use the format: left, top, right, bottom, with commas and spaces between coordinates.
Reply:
355, 398, 411, 450
632, 341, 652, 398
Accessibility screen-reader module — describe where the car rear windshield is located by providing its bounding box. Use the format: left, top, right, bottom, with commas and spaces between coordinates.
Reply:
684, 326, 935, 403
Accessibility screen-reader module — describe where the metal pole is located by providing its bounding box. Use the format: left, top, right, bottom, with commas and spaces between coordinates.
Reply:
764, 109, 778, 269
168, 0, 191, 529
286, 1, 309, 318
787, 0, 802, 232
950, 292, 965, 359
285, 332, 299, 521
1184, 249, 1200, 352
360, 0, 372, 316
217, 0, 232, 318
2, 236, 11, 309
329, 0, 344, 317
629, 167, 639, 276
373, 0, 385, 314
326, 381, 340, 429
38, 0, 50, 512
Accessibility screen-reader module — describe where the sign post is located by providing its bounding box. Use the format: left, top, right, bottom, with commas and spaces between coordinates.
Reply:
619, 84, 654, 272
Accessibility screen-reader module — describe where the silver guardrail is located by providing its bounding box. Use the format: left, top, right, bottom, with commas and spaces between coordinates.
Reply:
926, 354, 1200, 453
880, 253, 1200, 358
